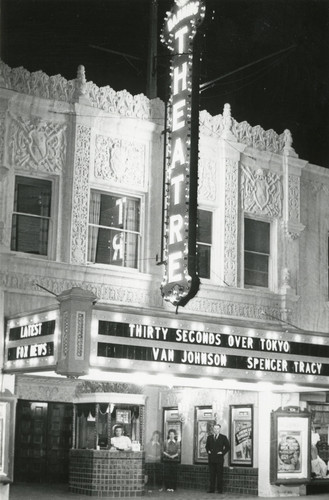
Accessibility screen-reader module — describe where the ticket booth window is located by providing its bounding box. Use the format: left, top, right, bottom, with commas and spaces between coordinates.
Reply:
74, 403, 142, 450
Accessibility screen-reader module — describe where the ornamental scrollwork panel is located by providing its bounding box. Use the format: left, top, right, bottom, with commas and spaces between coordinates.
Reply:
241, 165, 282, 218
94, 134, 145, 187
232, 120, 285, 153
223, 159, 238, 287
16, 376, 77, 402
8, 113, 67, 172
87, 82, 156, 120
0, 98, 7, 165
71, 125, 91, 264
62, 311, 69, 359
288, 174, 300, 222
0, 269, 163, 309
0, 100, 8, 246
0, 60, 76, 102
199, 109, 224, 137
186, 294, 284, 322
198, 157, 216, 201
75, 311, 85, 360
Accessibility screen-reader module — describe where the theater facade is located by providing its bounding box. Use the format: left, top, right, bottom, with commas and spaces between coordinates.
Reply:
1, 54, 329, 498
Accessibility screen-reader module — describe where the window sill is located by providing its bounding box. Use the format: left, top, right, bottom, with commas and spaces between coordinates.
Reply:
10, 250, 51, 260
86, 262, 140, 273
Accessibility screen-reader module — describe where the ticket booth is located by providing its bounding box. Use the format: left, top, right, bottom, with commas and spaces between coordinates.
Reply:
69, 392, 146, 497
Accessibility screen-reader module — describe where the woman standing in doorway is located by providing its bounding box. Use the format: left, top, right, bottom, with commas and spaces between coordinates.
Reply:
146, 430, 163, 490
163, 428, 180, 491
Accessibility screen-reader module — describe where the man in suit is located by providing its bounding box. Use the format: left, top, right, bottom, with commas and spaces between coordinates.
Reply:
205, 423, 230, 493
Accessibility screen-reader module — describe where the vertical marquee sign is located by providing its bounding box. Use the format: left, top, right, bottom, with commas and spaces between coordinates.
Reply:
160, 0, 205, 307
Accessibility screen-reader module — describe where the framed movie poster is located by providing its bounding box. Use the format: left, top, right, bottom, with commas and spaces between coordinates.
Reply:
194, 406, 213, 464
270, 406, 311, 485
230, 405, 253, 466
116, 409, 131, 424
0, 394, 17, 484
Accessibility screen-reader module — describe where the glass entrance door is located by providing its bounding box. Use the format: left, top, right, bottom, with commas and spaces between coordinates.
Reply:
14, 400, 73, 482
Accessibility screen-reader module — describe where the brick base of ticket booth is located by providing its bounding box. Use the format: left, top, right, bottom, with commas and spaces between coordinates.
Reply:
69, 449, 145, 497
145, 463, 258, 495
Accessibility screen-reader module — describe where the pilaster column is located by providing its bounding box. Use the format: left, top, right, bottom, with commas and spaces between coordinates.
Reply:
70, 122, 91, 264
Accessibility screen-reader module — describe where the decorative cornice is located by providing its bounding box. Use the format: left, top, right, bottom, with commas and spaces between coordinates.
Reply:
0, 60, 164, 121
16, 375, 78, 402
0, 268, 163, 309
1, 60, 299, 153
200, 104, 287, 155
87, 81, 164, 120
184, 293, 285, 323
75, 380, 143, 395
0, 59, 76, 101
1, 265, 289, 323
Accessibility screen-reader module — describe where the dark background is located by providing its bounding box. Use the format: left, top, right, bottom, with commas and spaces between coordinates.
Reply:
1, 0, 328, 166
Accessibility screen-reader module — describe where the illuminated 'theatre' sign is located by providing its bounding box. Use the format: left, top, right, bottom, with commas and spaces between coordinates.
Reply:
160, 0, 205, 307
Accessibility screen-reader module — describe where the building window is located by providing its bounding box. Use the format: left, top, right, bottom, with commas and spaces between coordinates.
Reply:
197, 209, 212, 279
327, 235, 329, 299
11, 176, 52, 256
88, 192, 141, 268
244, 218, 270, 288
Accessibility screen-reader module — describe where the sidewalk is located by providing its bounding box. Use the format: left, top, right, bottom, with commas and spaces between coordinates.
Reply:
8, 483, 328, 500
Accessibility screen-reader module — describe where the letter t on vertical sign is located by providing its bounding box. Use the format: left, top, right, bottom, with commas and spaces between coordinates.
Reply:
160, 0, 205, 308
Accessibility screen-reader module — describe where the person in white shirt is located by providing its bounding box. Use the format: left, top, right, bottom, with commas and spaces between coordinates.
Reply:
110, 425, 132, 451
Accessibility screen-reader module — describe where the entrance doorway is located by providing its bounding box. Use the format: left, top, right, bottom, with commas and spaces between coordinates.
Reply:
14, 400, 73, 483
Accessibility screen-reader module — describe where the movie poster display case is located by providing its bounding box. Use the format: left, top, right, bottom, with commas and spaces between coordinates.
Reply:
0, 393, 17, 484
230, 404, 253, 467
194, 406, 213, 464
270, 406, 311, 485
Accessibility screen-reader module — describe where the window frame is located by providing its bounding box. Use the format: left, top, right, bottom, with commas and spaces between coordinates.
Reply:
196, 208, 213, 281
87, 189, 143, 271
327, 233, 329, 300
10, 174, 56, 260
242, 215, 274, 290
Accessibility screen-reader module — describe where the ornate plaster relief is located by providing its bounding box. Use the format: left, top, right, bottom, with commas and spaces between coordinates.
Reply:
223, 159, 238, 287
71, 125, 91, 264
94, 134, 145, 187
198, 157, 216, 201
8, 113, 66, 172
241, 165, 282, 218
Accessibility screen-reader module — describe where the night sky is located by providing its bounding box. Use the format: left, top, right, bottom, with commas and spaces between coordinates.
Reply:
1, 0, 329, 166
